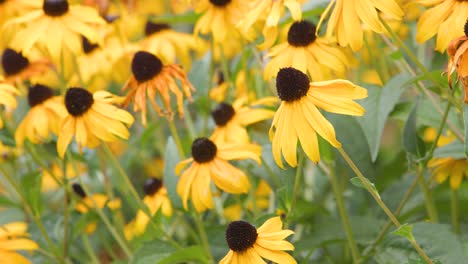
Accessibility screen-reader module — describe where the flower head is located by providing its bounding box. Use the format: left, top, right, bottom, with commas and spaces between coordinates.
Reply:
0, 222, 38, 264
57, 87, 134, 158
428, 158, 468, 190
1, 48, 50, 84
270, 67, 367, 168
220, 217, 296, 264
417, 0, 468, 52
175, 137, 261, 212
122, 51, 194, 125
320, 0, 403, 51
15, 84, 67, 147
447, 19, 468, 102
0, 80, 19, 128
264, 20, 354, 80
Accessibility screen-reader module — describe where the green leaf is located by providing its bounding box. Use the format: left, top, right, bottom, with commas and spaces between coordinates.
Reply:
21, 170, 43, 215
393, 224, 415, 242
163, 137, 182, 209
350, 177, 380, 199
463, 104, 468, 157
402, 101, 426, 158
433, 141, 465, 159
358, 74, 410, 161
132, 241, 174, 264
158, 246, 208, 264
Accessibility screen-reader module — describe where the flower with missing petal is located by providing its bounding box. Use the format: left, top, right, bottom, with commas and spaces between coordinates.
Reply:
122, 51, 194, 125
4, 0, 105, 60
220, 217, 296, 264
447, 19, 468, 102
264, 20, 354, 81
417, 0, 468, 52
320, 0, 403, 51
57, 87, 134, 158
124, 178, 173, 240
175, 137, 261, 212
15, 84, 67, 147
210, 97, 277, 144
270, 67, 367, 168
1, 48, 50, 84
0, 222, 38, 264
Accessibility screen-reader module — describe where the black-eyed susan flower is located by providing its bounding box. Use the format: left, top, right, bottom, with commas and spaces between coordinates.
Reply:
1, 48, 50, 84
57, 87, 134, 158
210, 97, 277, 144
194, 0, 247, 44
237, 0, 304, 49
175, 137, 261, 212
321, 0, 403, 51
15, 84, 66, 147
209, 71, 228, 102
0, 222, 38, 264
264, 20, 354, 81
220, 216, 296, 264
270, 67, 367, 168
417, 0, 468, 52
140, 21, 204, 68
447, 21, 468, 101
0, 0, 39, 26
41, 162, 84, 192
124, 178, 172, 240
428, 158, 468, 190
4, 0, 105, 59
122, 51, 194, 125
0, 79, 19, 129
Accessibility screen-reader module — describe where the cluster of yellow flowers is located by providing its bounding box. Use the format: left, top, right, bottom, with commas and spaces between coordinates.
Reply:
0, 0, 467, 263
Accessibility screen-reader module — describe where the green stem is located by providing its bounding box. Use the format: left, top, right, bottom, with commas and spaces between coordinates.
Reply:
260, 156, 281, 188
193, 212, 214, 264
425, 100, 452, 161
417, 164, 439, 223
82, 234, 100, 264
288, 153, 305, 223
168, 120, 185, 159
62, 162, 70, 260
320, 163, 361, 262
451, 189, 460, 234
338, 148, 433, 264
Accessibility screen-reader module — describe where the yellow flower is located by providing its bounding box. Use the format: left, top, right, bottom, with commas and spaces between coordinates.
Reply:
140, 21, 206, 68
41, 162, 84, 192
0, 0, 39, 26
447, 22, 468, 101
220, 216, 296, 264
0, 222, 39, 264
428, 158, 468, 190
423, 127, 455, 147
416, 0, 468, 52
124, 178, 173, 240
57, 87, 134, 158
209, 70, 252, 102
209, 71, 229, 102
223, 180, 272, 221
72, 183, 122, 213
270, 67, 367, 168
4, 0, 105, 59
210, 97, 276, 144
320, 0, 403, 51
1, 48, 50, 84
237, 0, 304, 49
122, 51, 194, 125
175, 137, 261, 212
0, 80, 19, 129
264, 20, 354, 81
15, 84, 67, 147
194, 0, 247, 44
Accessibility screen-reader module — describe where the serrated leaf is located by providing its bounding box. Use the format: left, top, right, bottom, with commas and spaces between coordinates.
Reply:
393, 224, 415, 242
350, 177, 380, 198
403, 101, 426, 158
358, 74, 410, 161
163, 137, 182, 208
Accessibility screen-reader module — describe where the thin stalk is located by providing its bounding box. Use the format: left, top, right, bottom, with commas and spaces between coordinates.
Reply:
289, 153, 305, 222
260, 156, 281, 188
417, 164, 439, 223
193, 212, 214, 264
82, 234, 100, 264
168, 120, 186, 159
338, 148, 433, 264
425, 102, 452, 161
320, 163, 360, 262
451, 189, 460, 234
62, 162, 70, 260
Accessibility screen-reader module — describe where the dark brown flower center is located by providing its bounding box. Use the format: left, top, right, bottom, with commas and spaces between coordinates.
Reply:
225, 221, 258, 252
131, 51, 163, 83
72, 183, 87, 198
276, 67, 310, 102
209, 0, 231, 7
191, 138, 217, 163
1, 48, 29, 76
143, 178, 163, 196
144, 21, 170, 36
43, 0, 69, 17
465, 18, 468, 37
212, 103, 235, 126
82, 36, 99, 54
0, 0, 6, 4
28, 84, 54, 107
288, 20, 317, 47
65, 87, 94, 116
217, 71, 225, 85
